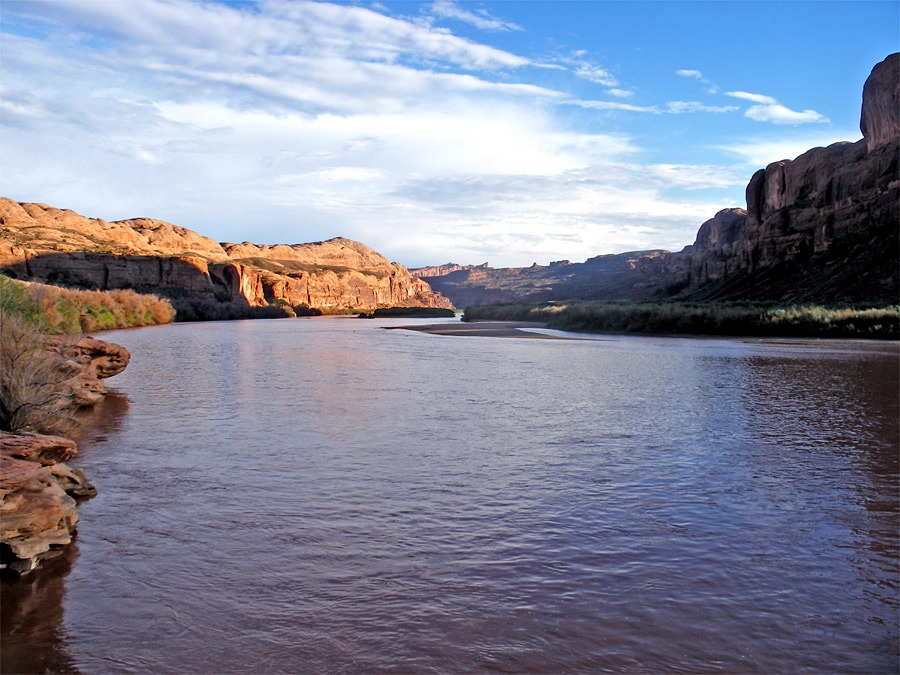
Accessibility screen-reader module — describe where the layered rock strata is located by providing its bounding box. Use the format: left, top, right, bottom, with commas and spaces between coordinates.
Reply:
410, 262, 490, 278
0, 432, 95, 574
0, 201, 452, 313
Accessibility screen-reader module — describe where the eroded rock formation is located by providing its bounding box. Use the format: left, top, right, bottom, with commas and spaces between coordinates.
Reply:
677, 53, 898, 301
0, 432, 95, 574
46, 336, 131, 406
410, 262, 490, 278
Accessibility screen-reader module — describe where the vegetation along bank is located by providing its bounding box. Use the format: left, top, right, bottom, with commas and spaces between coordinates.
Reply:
463, 301, 900, 340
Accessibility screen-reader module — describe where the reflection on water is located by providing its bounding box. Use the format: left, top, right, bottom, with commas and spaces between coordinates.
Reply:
3, 319, 897, 673
1, 544, 80, 674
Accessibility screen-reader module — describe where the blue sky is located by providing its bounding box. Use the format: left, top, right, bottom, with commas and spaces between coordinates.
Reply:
1, 0, 896, 267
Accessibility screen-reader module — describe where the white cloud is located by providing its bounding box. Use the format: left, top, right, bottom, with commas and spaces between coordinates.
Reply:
1, 0, 763, 267
744, 104, 828, 125
666, 101, 739, 114
725, 91, 828, 125
575, 64, 619, 87
726, 91, 778, 105
429, 0, 522, 32
676, 68, 718, 94
312, 167, 385, 182
568, 99, 659, 113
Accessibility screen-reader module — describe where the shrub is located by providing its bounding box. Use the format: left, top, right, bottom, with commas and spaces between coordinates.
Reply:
0, 275, 176, 334
0, 309, 76, 433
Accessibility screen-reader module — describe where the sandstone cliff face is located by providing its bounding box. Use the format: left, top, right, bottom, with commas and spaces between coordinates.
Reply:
861, 53, 900, 151
0, 199, 228, 261
678, 53, 899, 302
221, 237, 453, 311
0, 203, 452, 314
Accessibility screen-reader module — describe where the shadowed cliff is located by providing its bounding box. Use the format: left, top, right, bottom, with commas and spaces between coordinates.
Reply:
417, 54, 899, 307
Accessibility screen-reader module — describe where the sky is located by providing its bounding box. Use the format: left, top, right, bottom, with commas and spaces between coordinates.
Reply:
1, 1, 897, 268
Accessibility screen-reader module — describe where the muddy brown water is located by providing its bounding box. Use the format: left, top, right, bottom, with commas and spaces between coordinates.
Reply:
2, 317, 898, 673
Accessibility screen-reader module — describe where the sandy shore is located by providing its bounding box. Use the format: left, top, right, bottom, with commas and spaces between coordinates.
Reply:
390, 321, 573, 339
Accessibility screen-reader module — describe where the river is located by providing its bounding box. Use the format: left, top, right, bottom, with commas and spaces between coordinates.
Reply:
2, 317, 898, 673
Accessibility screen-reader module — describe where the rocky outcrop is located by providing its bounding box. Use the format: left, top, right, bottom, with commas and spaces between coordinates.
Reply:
0, 336, 126, 574
46, 336, 131, 406
0, 432, 96, 574
424, 250, 676, 308
861, 52, 900, 151
0, 199, 228, 261
0, 201, 452, 314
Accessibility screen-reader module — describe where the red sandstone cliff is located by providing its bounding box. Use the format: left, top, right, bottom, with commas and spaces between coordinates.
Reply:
0, 203, 452, 314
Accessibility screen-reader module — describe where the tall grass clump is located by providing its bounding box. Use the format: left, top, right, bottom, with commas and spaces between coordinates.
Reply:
0, 275, 176, 334
463, 301, 899, 339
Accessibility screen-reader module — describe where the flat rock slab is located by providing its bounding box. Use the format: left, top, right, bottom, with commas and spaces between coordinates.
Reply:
391, 321, 573, 339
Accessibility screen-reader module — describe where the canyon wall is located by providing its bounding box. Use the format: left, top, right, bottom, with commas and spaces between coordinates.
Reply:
0, 202, 451, 314
421, 53, 898, 307
680, 53, 898, 301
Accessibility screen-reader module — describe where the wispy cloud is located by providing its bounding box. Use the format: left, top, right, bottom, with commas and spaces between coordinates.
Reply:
726, 91, 828, 125
726, 91, 778, 105
429, 0, 522, 32
569, 99, 659, 113
666, 101, 739, 114
575, 64, 619, 87
676, 68, 718, 94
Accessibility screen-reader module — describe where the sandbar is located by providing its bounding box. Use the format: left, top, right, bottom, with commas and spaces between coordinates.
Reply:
390, 321, 572, 339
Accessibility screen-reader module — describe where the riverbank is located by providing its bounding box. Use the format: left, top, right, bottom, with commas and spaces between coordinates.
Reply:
0, 330, 130, 574
462, 301, 900, 340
